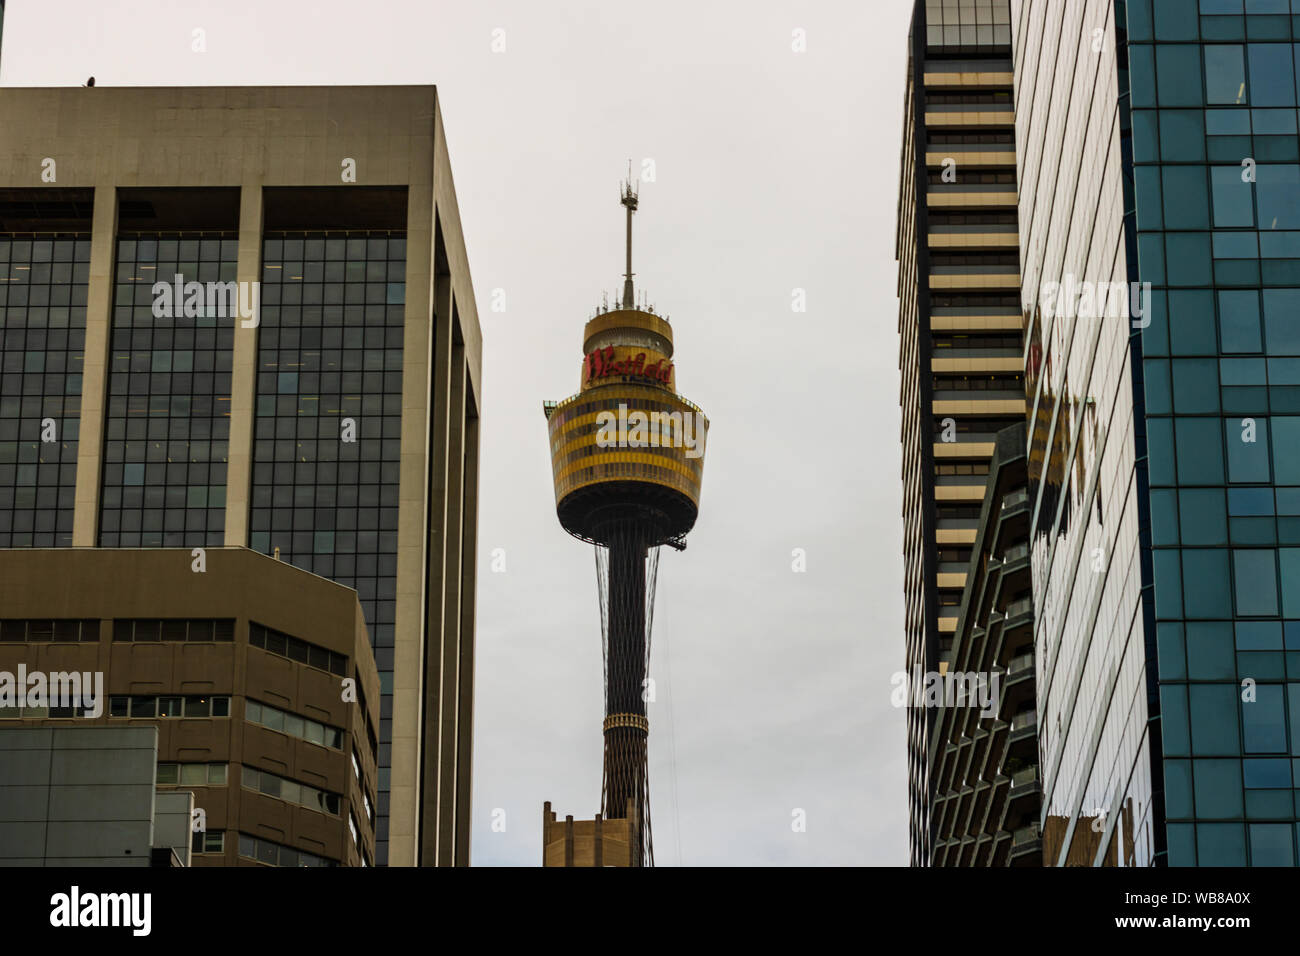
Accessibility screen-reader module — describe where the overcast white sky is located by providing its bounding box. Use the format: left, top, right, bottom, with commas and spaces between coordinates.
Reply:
1, 0, 912, 865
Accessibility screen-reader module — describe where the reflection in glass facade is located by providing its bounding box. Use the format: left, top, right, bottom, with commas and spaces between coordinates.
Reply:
1016, 0, 1300, 866
1015, 0, 1157, 866
99, 236, 236, 547
250, 231, 405, 863
0, 237, 87, 547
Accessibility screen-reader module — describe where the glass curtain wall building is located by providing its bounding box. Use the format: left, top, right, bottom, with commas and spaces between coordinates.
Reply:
1015, 0, 1300, 866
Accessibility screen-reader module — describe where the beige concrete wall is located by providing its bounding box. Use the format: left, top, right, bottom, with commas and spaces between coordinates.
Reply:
70, 187, 117, 545
0, 547, 380, 867
223, 184, 263, 546
0, 86, 483, 866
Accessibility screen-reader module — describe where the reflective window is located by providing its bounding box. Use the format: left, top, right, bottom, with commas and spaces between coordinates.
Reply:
0, 236, 89, 547
1234, 549, 1279, 614
1248, 43, 1297, 106
1256, 165, 1300, 228
1211, 166, 1255, 226
99, 236, 236, 546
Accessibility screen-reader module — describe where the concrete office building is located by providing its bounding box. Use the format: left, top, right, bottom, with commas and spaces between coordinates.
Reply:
0, 85, 481, 865
0, 724, 192, 866
896, 0, 1025, 864
1015, 0, 1300, 866
0, 548, 380, 866
927, 422, 1041, 865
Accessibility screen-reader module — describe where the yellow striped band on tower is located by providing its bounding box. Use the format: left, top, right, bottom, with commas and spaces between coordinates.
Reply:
547, 383, 708, 508
604, 713, 650, 733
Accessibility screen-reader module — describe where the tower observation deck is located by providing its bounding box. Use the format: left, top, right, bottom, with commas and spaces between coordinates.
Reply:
541, 176, 709, 866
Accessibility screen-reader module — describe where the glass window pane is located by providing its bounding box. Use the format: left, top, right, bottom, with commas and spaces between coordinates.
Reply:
1263, 289, 1300, 353
1183, 549, 1234, 618
1158, 44, 1206, 107
257, 839, 277, 864
1211, 165, 1255, 226
1234, 549, 1279, 615
1177, 418, 1226, 484
1257, 165, 1300, 228
1197, 823, 1247, 864
1249, 43, 1297, 106
1190, 684, 1242, 754
1221, 290, 1262, 353
1249, 823, 1294, 866
1243, 683, 1288, 752
1205, 45, 1248, 104
1164, 166, 1210, 228
1226, 417, 1270, 482
1194, 759, 1245, 817
1186, 621, 1235, 678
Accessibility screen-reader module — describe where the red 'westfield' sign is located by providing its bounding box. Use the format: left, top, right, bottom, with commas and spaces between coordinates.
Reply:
583, 347, 673, 385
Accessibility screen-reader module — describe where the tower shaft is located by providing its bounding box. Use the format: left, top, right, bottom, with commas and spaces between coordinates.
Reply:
601, 524, 650, 831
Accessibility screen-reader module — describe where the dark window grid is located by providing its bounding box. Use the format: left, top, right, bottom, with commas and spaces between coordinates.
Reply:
247, 620, 348, 676
112, 618, 234, 642
98, 237, 237, 548
0, 236, 90, 547
0, 238, 92, 264
0, 618, 98, 642
251, 233, 405, 651
253, 232, 405, 862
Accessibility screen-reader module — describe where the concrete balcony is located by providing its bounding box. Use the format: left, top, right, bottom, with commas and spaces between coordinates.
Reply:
1008, 709, 1037, 744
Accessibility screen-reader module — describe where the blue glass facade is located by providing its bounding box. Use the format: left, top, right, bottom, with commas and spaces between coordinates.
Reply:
1017, 0, 1300, 867
1129, 0, 1300, 866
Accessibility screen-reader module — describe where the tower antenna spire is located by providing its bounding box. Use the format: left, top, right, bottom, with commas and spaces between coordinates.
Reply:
620, 160, 639, 309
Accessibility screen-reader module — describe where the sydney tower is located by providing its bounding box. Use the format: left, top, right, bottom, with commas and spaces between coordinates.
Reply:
540, 176, 709, 867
